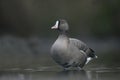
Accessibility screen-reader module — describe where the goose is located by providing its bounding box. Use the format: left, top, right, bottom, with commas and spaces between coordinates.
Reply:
50, 19, 97, 70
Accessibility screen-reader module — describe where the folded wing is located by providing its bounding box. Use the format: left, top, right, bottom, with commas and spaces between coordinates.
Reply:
69, 38, 97, 59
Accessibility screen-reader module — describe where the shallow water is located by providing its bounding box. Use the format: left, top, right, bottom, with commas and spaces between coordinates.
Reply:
0, 66, 120, 80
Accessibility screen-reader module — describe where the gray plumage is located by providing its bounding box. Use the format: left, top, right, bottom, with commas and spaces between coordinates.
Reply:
50, 19, 97, 70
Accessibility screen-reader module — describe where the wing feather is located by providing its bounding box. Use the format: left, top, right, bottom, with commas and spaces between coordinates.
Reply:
69, 38, 96, 58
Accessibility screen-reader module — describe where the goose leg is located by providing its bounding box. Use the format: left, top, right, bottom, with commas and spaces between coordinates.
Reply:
63, 67, 71, 71
77, 67, 83, 70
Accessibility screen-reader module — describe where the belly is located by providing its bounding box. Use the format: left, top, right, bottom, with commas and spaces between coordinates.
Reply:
51, 47, 87, 68
51, 48, 70, 65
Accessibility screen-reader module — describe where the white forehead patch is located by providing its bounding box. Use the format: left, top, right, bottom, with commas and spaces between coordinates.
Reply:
54, 20, 59, 28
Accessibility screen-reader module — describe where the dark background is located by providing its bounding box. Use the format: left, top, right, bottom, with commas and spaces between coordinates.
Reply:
0, 0, 120, 37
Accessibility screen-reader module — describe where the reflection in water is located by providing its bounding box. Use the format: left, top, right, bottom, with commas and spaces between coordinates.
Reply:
0, 68, 120, 80
0, 70, 90, 80
56, 70, 92, 80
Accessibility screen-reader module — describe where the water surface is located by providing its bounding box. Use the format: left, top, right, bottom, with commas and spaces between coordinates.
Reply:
0, 66, 120, 80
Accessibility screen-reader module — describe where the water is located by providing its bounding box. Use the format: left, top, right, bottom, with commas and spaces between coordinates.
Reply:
0, 66, 120, 80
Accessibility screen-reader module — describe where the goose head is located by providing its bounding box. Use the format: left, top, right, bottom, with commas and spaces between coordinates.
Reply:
51, 19, 69, 33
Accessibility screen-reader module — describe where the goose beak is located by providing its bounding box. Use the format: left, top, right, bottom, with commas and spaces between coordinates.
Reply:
51, 25, 58, 29
51, 21, 59, 29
